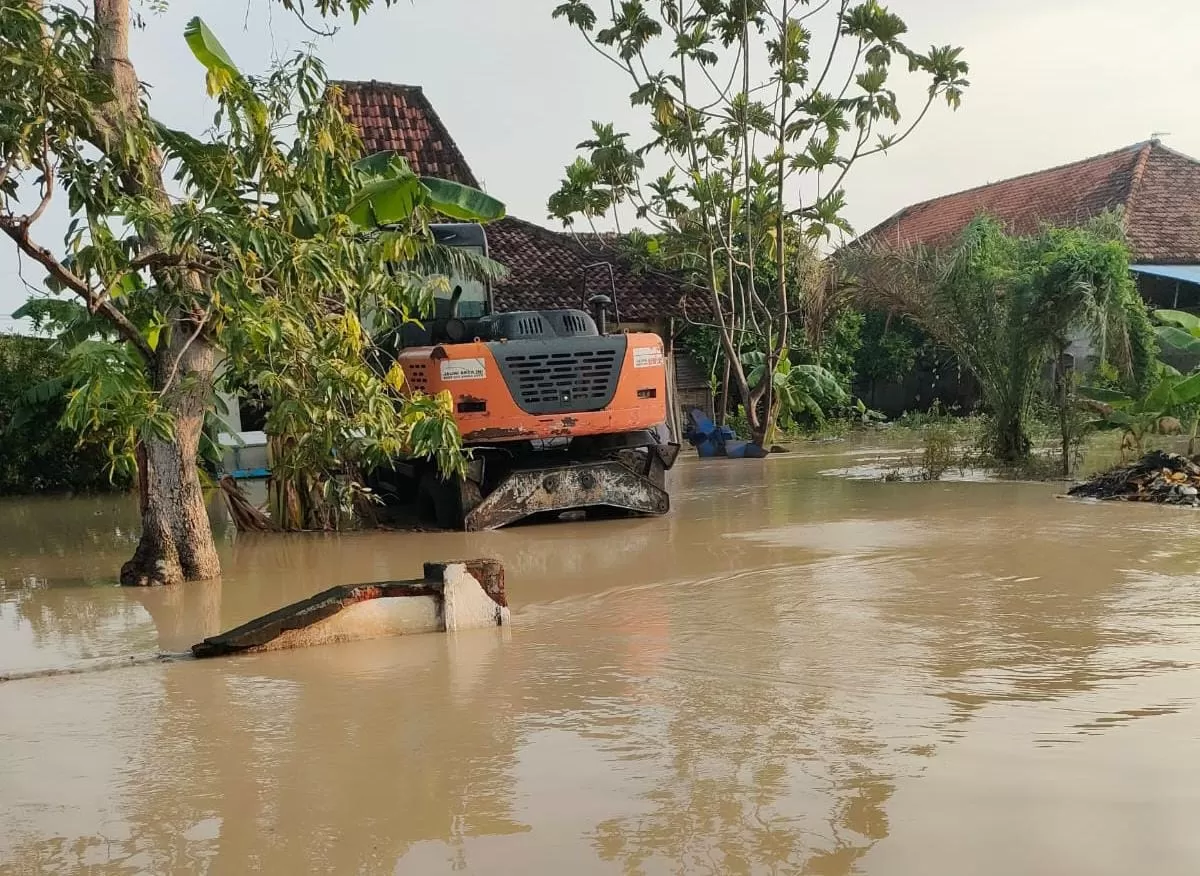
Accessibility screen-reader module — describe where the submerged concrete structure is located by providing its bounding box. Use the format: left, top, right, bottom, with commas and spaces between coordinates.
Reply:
192, 560, 508, 658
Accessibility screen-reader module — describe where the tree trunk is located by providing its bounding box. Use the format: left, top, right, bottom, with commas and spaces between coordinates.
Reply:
716, 358, 730, 427
994, 408, 1031, 464
120, 332, 221, 586
91, 0, 221, 585
749, 390, 772, 447
1056, 358, 1071, 477
135, 440, 148, 516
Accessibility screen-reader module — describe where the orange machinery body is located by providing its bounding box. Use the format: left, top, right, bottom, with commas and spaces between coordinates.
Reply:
398, 332, 668, 444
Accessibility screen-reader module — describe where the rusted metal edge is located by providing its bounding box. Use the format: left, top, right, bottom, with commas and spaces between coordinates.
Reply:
655, 442, 681, 470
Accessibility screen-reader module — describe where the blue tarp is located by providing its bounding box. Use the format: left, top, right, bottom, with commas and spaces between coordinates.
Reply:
1131, 264, 1200, 285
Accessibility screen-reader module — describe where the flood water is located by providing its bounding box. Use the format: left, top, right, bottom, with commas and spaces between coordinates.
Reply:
3, 444, 1200, 874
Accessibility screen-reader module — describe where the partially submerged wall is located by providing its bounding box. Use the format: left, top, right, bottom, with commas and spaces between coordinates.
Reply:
192, 559, 508, 658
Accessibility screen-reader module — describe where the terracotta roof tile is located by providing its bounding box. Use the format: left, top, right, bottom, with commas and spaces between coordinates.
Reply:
333, 80, 701, 321
487, 217, 704, 322
333, 80, 480, 187
859, 141, 1200, 264
1125, 145, 1200, 263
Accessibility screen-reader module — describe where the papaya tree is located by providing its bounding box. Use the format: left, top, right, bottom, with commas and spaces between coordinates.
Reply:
0, 2, 502, 584
548, 0, 969, 445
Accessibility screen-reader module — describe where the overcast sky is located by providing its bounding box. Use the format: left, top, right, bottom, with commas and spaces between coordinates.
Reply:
4, 0, 1199, 328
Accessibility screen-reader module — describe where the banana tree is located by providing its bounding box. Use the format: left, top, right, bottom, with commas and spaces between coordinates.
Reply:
743, 351, 847, 444
1155, 309, 1200, 355
1080, 369, 1200, 458
185, 20, 510, 533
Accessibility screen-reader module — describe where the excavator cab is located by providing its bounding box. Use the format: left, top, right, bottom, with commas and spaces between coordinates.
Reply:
377, 222, 679, 530
393, 224, 492, 350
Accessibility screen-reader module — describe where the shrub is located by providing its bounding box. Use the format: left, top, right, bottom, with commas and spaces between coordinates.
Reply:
0, 335, 129, 494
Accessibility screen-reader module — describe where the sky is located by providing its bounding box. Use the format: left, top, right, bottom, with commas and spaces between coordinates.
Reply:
4, 0, 1200, 329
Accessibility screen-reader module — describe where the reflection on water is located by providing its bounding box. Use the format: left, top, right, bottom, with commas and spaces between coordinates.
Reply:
4, 451, 1200, 874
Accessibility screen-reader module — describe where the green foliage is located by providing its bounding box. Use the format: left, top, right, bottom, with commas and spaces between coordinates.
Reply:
854, 310, 938, 385
845, 213, 1154, 462
683, 315, 858, 430
919, 421, 957, 481
0, 335, 130, 494
183, 16, 240, 95
548, 0, 968, 443
59, 340, 171, 482
176, 30, 506, 528
7, 301, 228, 484
744, 343, 849, 439
743, 349, 847, 441
1079, 370, 1200, 458
1154, 309, 1200, 356
1041, 365, 1093, 477
3, 8, 506, 532
347, 151, 505, 226
726, 405, 750, 440
817, 308, 863, 389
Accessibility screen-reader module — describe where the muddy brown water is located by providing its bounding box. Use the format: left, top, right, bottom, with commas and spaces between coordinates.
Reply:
3, 444, 1200, 874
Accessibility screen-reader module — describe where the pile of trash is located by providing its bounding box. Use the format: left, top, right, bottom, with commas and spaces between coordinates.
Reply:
1069, 450, 1200, 506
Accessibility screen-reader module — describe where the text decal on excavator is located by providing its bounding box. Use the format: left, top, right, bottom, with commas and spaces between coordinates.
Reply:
440, 358, 487, 381
633, 347, 664, 368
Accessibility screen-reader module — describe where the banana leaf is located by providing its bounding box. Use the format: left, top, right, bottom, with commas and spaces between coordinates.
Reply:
1172, 370, 1200, 405
345, 175, 424, 227
419, 177, 506, 221
1156, 325, 1200, 353
1154, 309, 1200, 332
184, 17, 242, 96
354, 152, 412, 181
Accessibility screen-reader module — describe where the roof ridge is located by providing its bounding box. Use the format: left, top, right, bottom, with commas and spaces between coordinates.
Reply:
504, 215, 618, 254
860, 141, 1153, 240
1147, 140, 1200, 165
330, 79, 421, 92
1123, 140, 1156, 223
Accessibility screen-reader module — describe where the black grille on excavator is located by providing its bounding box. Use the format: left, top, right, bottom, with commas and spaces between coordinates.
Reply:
514, 314, 547, 337
503, 350, 617, 406
560, 312, 591, 335
493, 337, 628, 415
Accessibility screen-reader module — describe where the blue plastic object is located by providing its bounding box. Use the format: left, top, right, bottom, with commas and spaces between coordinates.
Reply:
724, 440, 769, 459
684, 409, 765, 458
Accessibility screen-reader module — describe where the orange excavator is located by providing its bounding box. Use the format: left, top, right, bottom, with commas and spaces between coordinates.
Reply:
371, 223, 679, 530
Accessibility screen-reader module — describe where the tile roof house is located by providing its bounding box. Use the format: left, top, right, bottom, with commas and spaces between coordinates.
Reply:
332, 80, 702, 325
858, 140, 1200, 306
850, 140, 1200, 414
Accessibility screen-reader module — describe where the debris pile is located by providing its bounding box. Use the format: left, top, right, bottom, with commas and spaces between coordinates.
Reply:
1069, 450, 1200, 506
